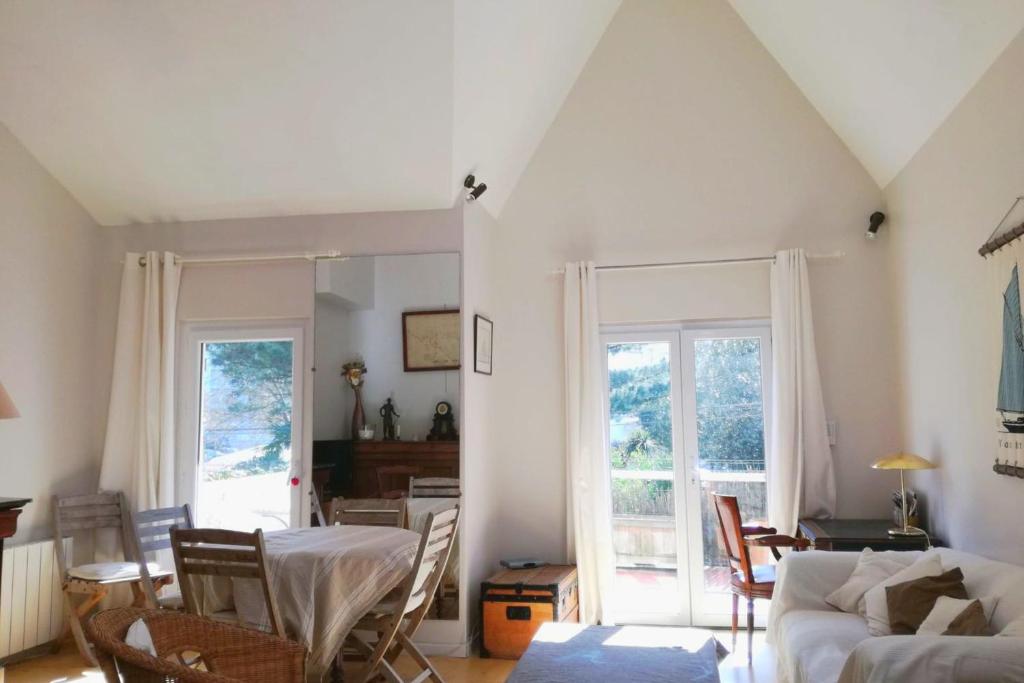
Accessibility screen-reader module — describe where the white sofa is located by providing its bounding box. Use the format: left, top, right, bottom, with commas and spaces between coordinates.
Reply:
768, 548, 1024, 683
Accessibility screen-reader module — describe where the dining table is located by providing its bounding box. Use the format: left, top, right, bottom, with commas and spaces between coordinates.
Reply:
227, 524, 421, 682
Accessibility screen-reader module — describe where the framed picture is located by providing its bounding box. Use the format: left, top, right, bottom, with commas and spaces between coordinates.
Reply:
402, 310, 461, 372
474, 314, 493, 375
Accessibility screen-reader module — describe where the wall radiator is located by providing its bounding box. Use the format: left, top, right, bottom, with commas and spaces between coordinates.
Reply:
0, 538, 70, 661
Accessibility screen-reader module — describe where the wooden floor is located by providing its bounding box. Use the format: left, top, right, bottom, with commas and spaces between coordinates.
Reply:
5, 631, 774, 683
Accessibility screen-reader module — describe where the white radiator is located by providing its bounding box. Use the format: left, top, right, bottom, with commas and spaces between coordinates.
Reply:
0, 538, 70, 660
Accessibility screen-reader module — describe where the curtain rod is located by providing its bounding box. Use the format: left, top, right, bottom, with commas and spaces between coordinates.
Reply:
133, 250, 347, 266
550, 250, 844, 275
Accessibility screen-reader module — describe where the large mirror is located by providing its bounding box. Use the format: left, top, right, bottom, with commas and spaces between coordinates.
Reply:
312, 253, 461, 620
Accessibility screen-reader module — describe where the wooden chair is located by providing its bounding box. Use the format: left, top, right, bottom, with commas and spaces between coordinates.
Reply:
310, 487, 328, 527
170, 527, 285, 638
409, 477, 462, 499
345, 505, 461, 683
712, 493, 809, 648
131, 504, 194, 610
329, 497, 409, 528
375, 465, 421, 499
52, 491, 174, 665
88, 607, 306, 683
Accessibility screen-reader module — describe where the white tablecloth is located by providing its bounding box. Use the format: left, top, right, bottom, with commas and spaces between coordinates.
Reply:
233, 525, 419, 682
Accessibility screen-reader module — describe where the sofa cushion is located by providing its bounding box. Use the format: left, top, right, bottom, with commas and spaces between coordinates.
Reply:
777, 610, 870, 683
918, 596, 998, 636
927, 548, 1024, 631
826, 548, 907, 614
885, 567, 967, 635
862, 555, 944, 636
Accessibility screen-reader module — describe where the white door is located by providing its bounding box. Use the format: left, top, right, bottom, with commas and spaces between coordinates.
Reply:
602, 323, 771, 627
179, 322, 306, 531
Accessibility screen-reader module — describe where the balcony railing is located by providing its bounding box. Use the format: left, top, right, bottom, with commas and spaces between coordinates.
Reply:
611, 468, 767, 577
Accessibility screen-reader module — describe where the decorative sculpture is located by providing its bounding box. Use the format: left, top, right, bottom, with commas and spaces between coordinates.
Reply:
380, 398, 400, 441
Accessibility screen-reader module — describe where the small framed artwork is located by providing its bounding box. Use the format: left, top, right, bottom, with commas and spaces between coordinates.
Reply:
474, 314, 493, 375
402, 310, 461, 372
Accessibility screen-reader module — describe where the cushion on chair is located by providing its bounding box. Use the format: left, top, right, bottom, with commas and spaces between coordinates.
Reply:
67, 562, 164, 582
734, 564, 775, 585
125, 618, 158, 656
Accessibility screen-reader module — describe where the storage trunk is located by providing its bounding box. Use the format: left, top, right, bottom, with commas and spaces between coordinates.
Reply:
480, 565, 579, 659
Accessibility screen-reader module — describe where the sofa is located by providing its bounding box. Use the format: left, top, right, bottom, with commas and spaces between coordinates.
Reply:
768, 547, 1024, 683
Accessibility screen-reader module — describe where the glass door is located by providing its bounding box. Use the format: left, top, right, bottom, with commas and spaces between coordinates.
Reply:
603, 332, 690, 624
179, 323, 306, 531
602, 324, 771, 627
681, 326, 771, 627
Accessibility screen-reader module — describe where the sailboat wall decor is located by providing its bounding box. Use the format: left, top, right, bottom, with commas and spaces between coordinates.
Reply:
998, 265, 1024, 432
995, 261, 1024, 477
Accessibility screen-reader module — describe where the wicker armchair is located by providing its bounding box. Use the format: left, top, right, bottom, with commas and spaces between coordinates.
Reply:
87, 607, 306, 683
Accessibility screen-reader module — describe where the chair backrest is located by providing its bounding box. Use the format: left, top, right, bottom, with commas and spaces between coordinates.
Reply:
88, 607, 306, 683
712, 493, 753, 583
169, 527, 285, 638
408, 477, 461, 499
52, 491, 132, 577
310, 488, 327, 527
375, 465, 420, 498
393, 505, 461, 630
134, 504, 194, 556
131, 504, 194, 607
329, 498, 408, 528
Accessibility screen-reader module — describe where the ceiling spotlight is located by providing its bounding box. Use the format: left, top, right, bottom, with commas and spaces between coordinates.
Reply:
464, 174, 487, 202
866, 211, 886, 240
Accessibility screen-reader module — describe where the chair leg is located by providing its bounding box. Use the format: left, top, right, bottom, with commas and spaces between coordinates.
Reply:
62, 590, 100, 666
746, 597, 755, 662
395, 630, 445, 683
731, 593, 739, 637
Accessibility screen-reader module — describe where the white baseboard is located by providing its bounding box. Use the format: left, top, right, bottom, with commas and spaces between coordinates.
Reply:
414, 640, 470, 657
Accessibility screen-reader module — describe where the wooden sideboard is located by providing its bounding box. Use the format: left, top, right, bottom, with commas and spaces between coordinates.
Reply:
352, 441, 459, 497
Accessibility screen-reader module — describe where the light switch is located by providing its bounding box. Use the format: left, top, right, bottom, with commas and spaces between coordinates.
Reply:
826, 420, 838, 446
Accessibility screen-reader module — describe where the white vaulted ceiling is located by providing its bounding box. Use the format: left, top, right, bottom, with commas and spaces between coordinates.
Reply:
2, 1, 1024, 224
728, 0, 1024, 188
0, 1, 619, 225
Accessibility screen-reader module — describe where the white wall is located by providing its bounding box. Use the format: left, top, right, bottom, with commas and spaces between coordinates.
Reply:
485, 0, 898, 563
885, 29, 1024, 564
0, 123, 103, 542
314, 254, 461, 440
460, 201, 502, 640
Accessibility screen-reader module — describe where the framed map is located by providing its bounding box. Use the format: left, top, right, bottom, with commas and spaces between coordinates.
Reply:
402, 310, 461, 371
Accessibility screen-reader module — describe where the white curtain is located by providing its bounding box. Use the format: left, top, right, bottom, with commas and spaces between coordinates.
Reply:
563, 262, 616, 625
767, 249, 835, 535
99, 251, 181, 511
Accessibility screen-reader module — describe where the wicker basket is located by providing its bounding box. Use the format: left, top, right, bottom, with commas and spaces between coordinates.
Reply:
87, 607, 306, 683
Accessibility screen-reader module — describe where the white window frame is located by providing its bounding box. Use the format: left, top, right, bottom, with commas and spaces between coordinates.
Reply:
177, 320, 307, 530
600, 320, 772, 628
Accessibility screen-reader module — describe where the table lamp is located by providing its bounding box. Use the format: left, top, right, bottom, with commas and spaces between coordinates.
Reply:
0, 382, 18, 420
871, 452, 935, 536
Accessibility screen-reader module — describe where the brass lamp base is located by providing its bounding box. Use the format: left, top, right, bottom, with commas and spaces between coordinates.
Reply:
887, 527, 926, 537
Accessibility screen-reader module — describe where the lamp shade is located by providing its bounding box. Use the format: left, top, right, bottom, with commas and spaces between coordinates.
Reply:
0, 381, 19, 419
871, 452, 936, 470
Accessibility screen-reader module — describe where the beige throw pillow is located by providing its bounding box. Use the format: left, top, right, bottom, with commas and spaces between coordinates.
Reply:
826, 548, 907, 613
862, 554, 944, 636
919, 596, 997, 636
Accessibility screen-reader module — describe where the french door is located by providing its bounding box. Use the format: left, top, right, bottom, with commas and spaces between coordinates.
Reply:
179, 322, 306, 531
602, 323, 771, 627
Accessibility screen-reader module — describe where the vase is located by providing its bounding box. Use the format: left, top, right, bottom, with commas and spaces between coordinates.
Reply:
352, 385, 366, 439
